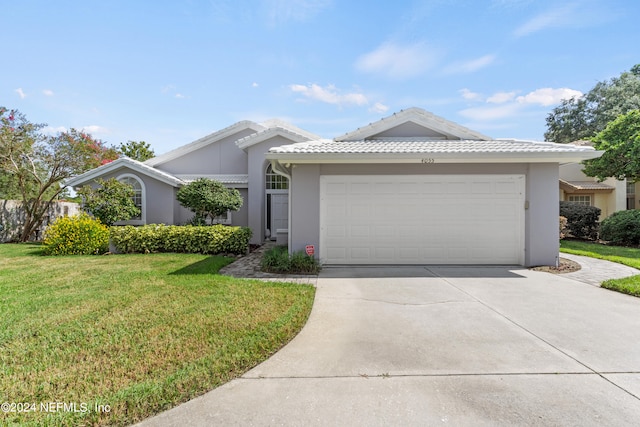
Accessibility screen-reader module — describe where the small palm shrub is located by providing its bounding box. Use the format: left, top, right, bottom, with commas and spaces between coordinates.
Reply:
600, 210, 640, 246
43, 213, 109, 255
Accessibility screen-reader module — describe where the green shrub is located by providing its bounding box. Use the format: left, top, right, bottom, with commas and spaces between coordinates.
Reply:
109, 224, 252, 254
559, 201, 601, 240
43, 213, 109, 255
600, 209, 640, 246
261, 246, 321, 274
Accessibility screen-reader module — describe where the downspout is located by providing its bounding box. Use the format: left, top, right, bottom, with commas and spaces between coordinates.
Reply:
270, 160, 293, 251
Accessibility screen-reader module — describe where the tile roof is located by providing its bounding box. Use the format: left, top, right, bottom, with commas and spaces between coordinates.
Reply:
65, 157, 184, 188
560, 180, 615, 191
175, 174, 249, 184
268, 138, 599, 155
235, 126, 318, 150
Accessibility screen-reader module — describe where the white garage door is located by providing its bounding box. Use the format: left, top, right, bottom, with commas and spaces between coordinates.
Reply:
320, 175, 525, 265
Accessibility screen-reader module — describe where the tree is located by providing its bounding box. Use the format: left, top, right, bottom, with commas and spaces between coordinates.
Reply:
176, 178, 243, 224
118, 140, 155, 162
582, 110, 640, 182
545, 64, 640, 143
77, 178, 141, 226
0, 107, 119, 241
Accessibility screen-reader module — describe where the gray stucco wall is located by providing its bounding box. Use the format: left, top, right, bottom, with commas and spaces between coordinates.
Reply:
525, 163, 559, 267
95, 167, 176, 225
156, 129, 255, 175
289, 162, 561, 267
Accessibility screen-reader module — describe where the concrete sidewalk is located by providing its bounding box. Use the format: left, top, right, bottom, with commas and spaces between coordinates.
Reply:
137, 261, 640, 426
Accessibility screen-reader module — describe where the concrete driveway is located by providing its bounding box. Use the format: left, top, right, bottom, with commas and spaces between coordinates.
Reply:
139, 265, 640, 426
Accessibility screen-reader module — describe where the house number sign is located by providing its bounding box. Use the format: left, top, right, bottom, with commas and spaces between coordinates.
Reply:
421, 158, 435, 164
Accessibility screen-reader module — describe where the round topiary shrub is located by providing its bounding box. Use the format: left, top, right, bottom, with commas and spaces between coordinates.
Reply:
600, 210, 640, 246
43, 213, 109, 255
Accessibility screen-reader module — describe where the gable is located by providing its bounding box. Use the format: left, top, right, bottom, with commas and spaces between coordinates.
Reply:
336, 107, 491, 141
65, 157, 183, 188
145, 121, 264, 169
371, 121, 452, 139
155, 128, 255, 175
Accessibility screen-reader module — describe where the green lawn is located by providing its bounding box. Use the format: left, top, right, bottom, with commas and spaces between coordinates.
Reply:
560, 239, 640, 296
0, 244, 315, 426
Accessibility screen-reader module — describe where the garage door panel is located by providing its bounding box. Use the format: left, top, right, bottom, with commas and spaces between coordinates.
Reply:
471, 181, 494, 193
320, 175, 524, 265
325, 182, 347, 195
326, 225, 346, 238
350, 247, 371, 261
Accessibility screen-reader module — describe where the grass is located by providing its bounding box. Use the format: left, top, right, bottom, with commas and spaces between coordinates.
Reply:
560, 239, 640, 297
0, 244, 315, 426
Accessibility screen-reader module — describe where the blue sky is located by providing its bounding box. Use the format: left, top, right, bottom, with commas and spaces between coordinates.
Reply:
2, 0, 638, 155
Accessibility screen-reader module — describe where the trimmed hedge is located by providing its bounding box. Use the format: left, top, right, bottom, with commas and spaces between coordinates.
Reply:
600, 210, 640, 246
43, 213, 109, 255
110, 224, 252, 254
559, 201, 601, 240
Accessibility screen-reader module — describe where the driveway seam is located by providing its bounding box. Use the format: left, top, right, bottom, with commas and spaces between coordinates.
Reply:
426, 267, 640, 402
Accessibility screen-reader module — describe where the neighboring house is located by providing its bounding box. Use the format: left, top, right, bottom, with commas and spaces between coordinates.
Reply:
66, 107, 600, 266
559, 163, 627, 218
558, 141, 635, 218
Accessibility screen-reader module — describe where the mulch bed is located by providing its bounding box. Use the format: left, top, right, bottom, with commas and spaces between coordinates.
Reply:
530, 257, 581, 274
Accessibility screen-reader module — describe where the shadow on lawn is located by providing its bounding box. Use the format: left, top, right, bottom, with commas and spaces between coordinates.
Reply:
170, 255, 235, 275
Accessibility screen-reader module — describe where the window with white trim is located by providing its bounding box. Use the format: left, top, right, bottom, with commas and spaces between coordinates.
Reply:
209, 211, 232, 225
567, 195, 592, 206
117, 174, 145, 224
266, 164, 289, 190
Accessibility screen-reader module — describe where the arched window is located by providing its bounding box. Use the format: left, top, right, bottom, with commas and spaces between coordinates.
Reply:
266, 164, 289, 190
117, 174, 145, 224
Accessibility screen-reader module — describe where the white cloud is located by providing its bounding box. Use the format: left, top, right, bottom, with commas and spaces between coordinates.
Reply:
487, 91, 517, 104
459, 86, 583, 123
514, 4, 573, 36
42, 89, 54, 96
459, 103, 524, 122
369, 102, 389, 114
290, 83, 368, 106
445, 54, 496, 74
265, 0, 332, 25
43, 126, 67, 135
175, 93, 185, 99
460, 88, 482, 101
82, 125, 108, 135
512, 2, 611, 37
516, 87, 582, 106
252, 82, 259, 88
355, 42, 441, 79
15, 88, 26, 99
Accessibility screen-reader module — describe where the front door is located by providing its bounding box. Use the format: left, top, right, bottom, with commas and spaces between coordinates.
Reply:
268, 193, 288, 239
